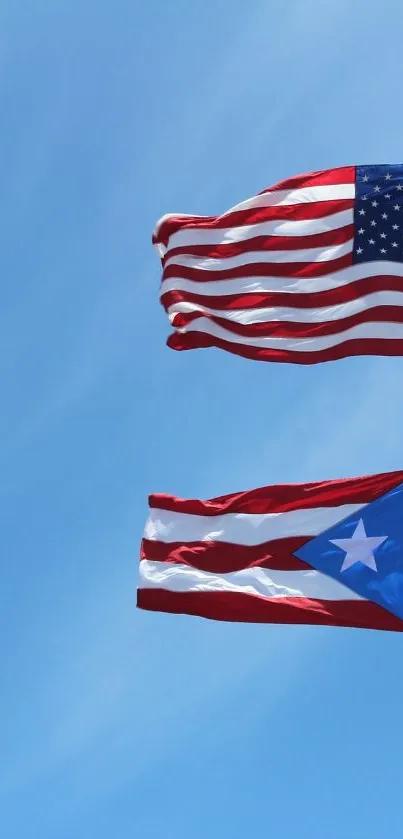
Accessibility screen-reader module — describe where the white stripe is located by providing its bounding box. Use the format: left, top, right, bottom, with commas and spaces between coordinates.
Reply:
165, 210, 353, 250
223, 183, 355, 213
176, 318, 403, 351
144, 504, 364, 546
168, 290, 403, 326
161, 261, 403, 298
164, 240, 353, 270
139, 560, 363, 601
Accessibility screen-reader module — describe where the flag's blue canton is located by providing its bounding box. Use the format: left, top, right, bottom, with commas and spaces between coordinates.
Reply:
295, 481, 403, 622
354, 164, 403, 263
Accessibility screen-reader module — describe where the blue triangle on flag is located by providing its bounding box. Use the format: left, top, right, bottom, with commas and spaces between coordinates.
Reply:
294, 481, 403, 621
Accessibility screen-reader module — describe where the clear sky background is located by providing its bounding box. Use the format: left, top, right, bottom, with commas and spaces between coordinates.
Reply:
2, 1, 403, 837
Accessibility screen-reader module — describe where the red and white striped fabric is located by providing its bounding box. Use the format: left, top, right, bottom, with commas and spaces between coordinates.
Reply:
153, 165, 403, 364
137, 471, 403, 631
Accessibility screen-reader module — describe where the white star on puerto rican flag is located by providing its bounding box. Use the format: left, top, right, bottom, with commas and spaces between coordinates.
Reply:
330, 519, 387, 572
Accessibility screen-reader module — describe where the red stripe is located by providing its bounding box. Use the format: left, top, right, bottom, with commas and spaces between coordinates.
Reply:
162, 253, 353, 282
163, 226, 353, 263
154, 200, 354, 246
259, 166, 356, 193
149, 471, 403, 515
171, 306, 403, 339
167, 329, 403, 364
161, 275, 403, 313
141, 537, 310, 572
137, 588, 403, 632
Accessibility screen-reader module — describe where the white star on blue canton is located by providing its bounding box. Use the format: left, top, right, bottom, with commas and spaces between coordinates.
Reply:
393, 224, 399, 230
362, 174, 369, 182
385, 173, 392, 180
369, 239, 375, 245
372, 200, 378, 207
380, 232, 387, 238
374, 185, 381, 192
380, 248, 387, 254
358, 228, 365, 234
382, 213, 388, 219
394, 204, 400, 211
330, 519, 387, 572
356, 247, 363, 255
392, 242, 398, 247
359, 209, 366, 216
397, 184, 403, 191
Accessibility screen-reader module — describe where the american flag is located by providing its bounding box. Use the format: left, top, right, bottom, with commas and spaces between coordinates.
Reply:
137, 471, 403, 631
153, 164, 403, 364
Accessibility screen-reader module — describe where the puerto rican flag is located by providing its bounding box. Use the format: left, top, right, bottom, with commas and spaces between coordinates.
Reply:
138, 470, 403, 631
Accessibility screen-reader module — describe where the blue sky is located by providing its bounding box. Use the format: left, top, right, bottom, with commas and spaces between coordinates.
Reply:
2, 1, 403, 836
